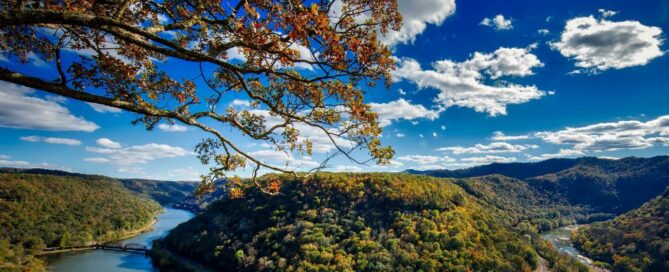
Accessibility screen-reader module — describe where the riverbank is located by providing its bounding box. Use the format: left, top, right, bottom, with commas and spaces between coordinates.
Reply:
541, 225, 610, 272
36, 209, 162, 256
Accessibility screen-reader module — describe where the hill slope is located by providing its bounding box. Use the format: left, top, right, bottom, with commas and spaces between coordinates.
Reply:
411, 156, 669, 219
0, 172, 162, 271
572, 187, 669, 272
0, 168, 198, 205
152, 173, 587, 272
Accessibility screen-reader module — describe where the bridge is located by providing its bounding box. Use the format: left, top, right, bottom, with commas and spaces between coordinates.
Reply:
39, 242, 149, 255
95, 242, 149, 253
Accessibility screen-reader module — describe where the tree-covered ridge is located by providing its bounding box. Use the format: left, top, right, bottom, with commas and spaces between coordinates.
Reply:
413, 156, 669, 220
0, 173, 162, 271
454, 175, 602, 232
153, 173, 586, 272
572, 187, 669, 272
0, 168, 198, 205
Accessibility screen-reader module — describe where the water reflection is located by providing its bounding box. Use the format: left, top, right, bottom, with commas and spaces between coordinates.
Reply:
46, 208, 193, 272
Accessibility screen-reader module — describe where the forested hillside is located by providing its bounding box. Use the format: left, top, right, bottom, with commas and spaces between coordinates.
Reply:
454, 175, 609, 232
0, 173, 161, 271
0, 168, 198, 205
152, 173, 587, 272
412, 156, 669, 220
572, 187, 669, 272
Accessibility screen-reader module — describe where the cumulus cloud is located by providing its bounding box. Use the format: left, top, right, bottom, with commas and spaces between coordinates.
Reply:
460, 155, 517, 164
333, 165, 363, 172
435, 142, 537, 154
247, 149, 320, 169
158, 123, 188, 132
0, 82, 99, 131
85, 139, 190, 165
230, 99, 251, 107
551, 16, 664, 72
533, 115, 669, 152
392, 45, 546, 116
538, 29, 550, 35
96, 138, 122, 149
491, 131, 530, 141
87, 102, 122, 113
166, 167, 202, 181
379, 0, 456, 45
598, 9, 618, 18
480, 14, 513, 30
20, 136, 81, 146
525, 149, 585, 161
397, 154, 455, 165
369, 98, 441, 127
246, 109, 355, 153
0, 154, 67, 170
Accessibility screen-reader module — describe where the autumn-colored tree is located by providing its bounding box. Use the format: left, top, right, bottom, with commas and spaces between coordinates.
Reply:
0, 0, 401, 191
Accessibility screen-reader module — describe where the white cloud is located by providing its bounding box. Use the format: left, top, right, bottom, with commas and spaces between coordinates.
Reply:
379, 0, 456, 46
396, 133, 406, 138
86, 139, 189, 165
230, 99, 251, 107
398, 88, 407, 95
460, 155, 517, 164
245, 109, 355, 154
392, 45, 546, 116
166, 167, 202, 181
480, 14, 513, 30
96, 138, 122, 149
440, 125, 446, 130
333, 165, 362, 172
20, 135, 81, 146
397, 154, 455, 165
551, 16, 664, 72
158, 123, 187, 132
525, 149, 585, 161
0, 82, 99, 131
538, 29, 550, 35
247, 149, 320, 169
534, 115, 669, 152
0, 155, 67, 170
598, 9, 618, 18
369, 98, 441, 127
432, 132, 437, 137
87, 102, 122, 113
436, 142, 536, 154
491, 131, 530, 141
118, 166, 145, 175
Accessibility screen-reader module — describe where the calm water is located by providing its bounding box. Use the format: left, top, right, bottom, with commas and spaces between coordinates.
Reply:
45, 207, 194, 272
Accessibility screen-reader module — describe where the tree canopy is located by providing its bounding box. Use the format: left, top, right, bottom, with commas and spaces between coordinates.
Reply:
0, 0, 401, 191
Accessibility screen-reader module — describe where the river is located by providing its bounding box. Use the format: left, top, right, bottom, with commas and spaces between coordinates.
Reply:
44, 207, 194, 272
541, 225, 609, 272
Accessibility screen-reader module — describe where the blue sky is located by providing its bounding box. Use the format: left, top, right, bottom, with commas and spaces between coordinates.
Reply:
1, 0, 669, 180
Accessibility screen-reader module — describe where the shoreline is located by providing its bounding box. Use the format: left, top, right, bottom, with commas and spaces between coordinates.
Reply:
36, 208, 163, 256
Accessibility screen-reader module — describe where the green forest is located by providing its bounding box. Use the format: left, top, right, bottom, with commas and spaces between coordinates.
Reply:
152, 173, 588, 272
0, 173, 162, 271
572, 187, 669, 272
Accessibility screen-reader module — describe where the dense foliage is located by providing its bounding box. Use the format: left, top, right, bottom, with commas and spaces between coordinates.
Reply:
572, 187, 669, 272
118, 179, 198, 205
0, 0, 401, 183
454, 175, 603, 232
0, 168, 198, 205
415, 156, 669, 219
0, 173, 161, 271
153, 173, 590, 272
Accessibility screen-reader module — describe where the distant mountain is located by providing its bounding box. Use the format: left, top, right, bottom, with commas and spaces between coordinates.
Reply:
0, 168, 198, 205
572, 187, 669, 271
172, 179, 228, 211
410, 156, 669, 218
